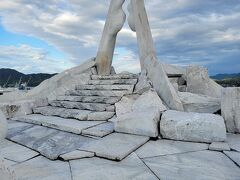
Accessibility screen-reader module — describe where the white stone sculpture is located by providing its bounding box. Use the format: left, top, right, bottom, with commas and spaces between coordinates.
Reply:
96, 0, 126, 75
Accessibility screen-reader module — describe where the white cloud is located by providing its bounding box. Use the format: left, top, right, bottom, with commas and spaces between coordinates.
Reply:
0, 0, 239, 74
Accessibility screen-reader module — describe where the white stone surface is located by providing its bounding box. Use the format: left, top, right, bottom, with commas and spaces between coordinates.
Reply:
0, 110, 7, 140
186, 66, 223, 98
60, 150, 94, 161
179, 92, 221, 113
143, 150, 240, 180
221, 87, 240, 133
136, 140, 209, 158
95, 0, 126, 75
0, 155, 17, 180
160, 110, 227, 143
162, 63, 186, 76
66, 89, 131, 97
134, 70, 152, 94
76, 84, 134, 91
14, 114, 104, 135
129, 0, 184, 111
87, 112, 115, 121
89, 79, 138, 85
0, 139, 39, 163
82, 122, 114, 137
227, 133, 240, 152
14, 156, 72, 180
224, 151, 240, 166
115, 90, 166, 137
79, 133, 149, 160
209, 142, 230, 151
115, 110, 161, 137
132, 89, 167, 112
70, 153, 158, 180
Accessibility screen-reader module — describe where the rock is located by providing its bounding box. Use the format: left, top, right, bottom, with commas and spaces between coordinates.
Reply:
115, 94, 139, 116
66, 89, 131, 97
7, 120, 34, 139
14, 114, 104, 135
135, 139, 209, 159
160, 110, 227, 143
143, 150, 240, 179
75, 84, 135, 91
115, 90, 166, 137
0, 139, 39, 163
221, 87, 240, 133
91, 74, 138, 80
70, 153, 158, 180
0, 98, 48, 118
186, 66, 223, 98
209, 142, 230, 151
134, 69, 152, 94
87, 112, 115, 121
178, 92, 221, 113
129, 0, 184, 111
79, 133, 149, 161
0, 110, 7, 140
60, 150, 94, 161
227, 134, 240, 152
224, 151, 240, 167
115, 110, 161, 137
88, 79, 138, 85
178, 85, 187, 92
82, 122, 114, 137
162, 63, 186, 77
57, 95, 121, 105
132, 89, 167, 112
8, 125, 95, 160
0, 155, 17, 180
14, 156, 71, 180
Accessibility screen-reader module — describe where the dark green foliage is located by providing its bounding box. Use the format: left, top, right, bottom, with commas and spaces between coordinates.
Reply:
215, 77, 240, 87
0, 68, 56, 87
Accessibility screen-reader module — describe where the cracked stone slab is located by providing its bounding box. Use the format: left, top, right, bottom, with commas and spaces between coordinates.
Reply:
135, 140, 209, 159
87, 111, 115, 121
91, 74, 138, 80
0, 139, 39, 163
8, 125, 95, 160
143, 150, 240, 180
70, 153, 158, 180
88, 79, 138, 85
79, 133, 149, 161
56, 95, 121, 104
209, 142, 230, 151
33, 106, 91, 120
66, 90, 131, 97
82, 122, 114, 137
60, 150, 94, 161
14, 156, 72, 180
7, 120, 34, 138
76, 84, 134, 91
224, 151, 240, 167
50, 100, 111, 111
227, 133, 240, 152
13, 114, 104, 134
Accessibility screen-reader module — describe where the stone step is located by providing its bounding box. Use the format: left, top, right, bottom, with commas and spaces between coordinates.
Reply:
91, 74, 138, 80
88, 79, 138, 85
56, 96, 121, 104
66, 90, 131, 97
12, 114, 105, 135
75, 84, 134, 91
34, 106, 115, 121
49, 100, 113, 112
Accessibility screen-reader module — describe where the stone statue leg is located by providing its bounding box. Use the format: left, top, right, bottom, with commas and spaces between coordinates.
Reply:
96, 0, 126, 75
128, 0, 184, 111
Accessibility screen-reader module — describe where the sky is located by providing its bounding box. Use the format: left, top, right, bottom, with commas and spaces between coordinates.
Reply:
0, 0, 239, 75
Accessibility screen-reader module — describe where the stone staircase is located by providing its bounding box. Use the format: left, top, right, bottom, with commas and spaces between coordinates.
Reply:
13, 74, 138, 136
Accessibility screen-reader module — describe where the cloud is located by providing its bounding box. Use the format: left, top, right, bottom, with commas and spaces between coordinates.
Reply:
0, 0, 239, 74
0, 44, 74, 74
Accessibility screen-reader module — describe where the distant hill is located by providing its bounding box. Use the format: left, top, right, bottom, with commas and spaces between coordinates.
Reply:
211, 73, 240, 87
211, 73, 240, 80
0, 68, 56, 87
